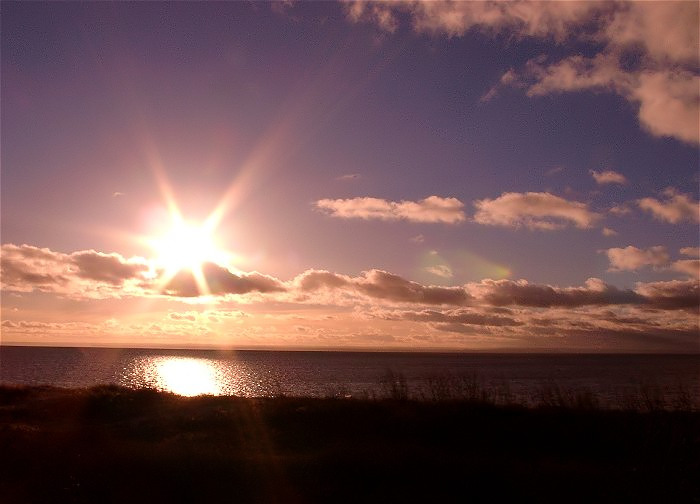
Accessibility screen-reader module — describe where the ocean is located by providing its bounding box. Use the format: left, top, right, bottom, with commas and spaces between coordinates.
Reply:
1, 346, 698, 407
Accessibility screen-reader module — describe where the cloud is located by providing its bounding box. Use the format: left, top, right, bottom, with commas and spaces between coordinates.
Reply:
0, 244, 284, 300
630, 69, 700, 144
294, 269, 471, 306
519, 54, 700, 145
72, 250, 150, 285
603, 2, 699, 66
0, 244, 150, 297
672, 248, 700, 277
336, 173, 361, 181
608, 203, 634, 217
378, 308, 523, 327
602, 227, 618, 237
671, 260, 700, 278
605, 246, 670, 272
466, 277, 644, 308
409, 234, 425, 243
315, 196, 466, 223
604, 245, 699, 278
168, 311, 198, 322
346, 1, 699, 145
346, 1, 601, 41
294, 267, 697, 311
425, 264, 453, 278
163, 262, 286, 297
634, 279, 700, 310
472, 192, 601, 230
4, 242, 698, 325
638, 188, 700, 224
345, 0, 399, 33
681, 247, 700, 258
590, 170, 627, 185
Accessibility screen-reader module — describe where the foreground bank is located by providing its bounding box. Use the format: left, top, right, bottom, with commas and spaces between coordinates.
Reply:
1, 385, 698, 503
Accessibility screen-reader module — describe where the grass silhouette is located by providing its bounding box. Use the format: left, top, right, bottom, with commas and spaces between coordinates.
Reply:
0, 383, 698, 503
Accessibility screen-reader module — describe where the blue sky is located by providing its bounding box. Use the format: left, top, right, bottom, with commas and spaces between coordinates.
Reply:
2, 1, 698, 351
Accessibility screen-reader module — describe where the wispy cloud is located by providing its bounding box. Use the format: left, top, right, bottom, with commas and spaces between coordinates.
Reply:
590, 169, 627, 185
638, 188, 700, 224
472, 192, 601, 231
315, 196, 466, 224
425, 264, 453, 279
336, 173, 361, 181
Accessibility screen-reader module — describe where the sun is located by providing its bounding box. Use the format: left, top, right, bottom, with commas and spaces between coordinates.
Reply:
150, 217, 228, 274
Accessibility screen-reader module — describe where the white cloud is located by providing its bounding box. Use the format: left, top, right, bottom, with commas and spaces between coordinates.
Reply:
631, 70, 700, 144
472, 191, 601, 230
605, 246, 670, 272
590, 169, 627, 185
315, 196, 466, 224
638, 188, 700, 224
605, 245, 699, 278
602, 227, 618, 237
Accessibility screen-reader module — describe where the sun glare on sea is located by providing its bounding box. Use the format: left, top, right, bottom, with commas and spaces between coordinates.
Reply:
154, 357, 223, 396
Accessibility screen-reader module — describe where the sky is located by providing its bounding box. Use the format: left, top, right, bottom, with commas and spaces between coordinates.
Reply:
1, 1, 698, 352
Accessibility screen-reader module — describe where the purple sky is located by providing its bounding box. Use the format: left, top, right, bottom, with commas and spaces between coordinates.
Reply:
2, 1, 698, 352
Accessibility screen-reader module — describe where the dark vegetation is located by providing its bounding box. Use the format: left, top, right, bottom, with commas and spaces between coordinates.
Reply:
0, 384, 698, 503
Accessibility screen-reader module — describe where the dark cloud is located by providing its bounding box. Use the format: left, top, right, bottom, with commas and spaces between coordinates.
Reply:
635, 279, 700, 310
295, 269, 471, 306
0, 258, 68, 288
357, 270, 470, 305
164, 262, 286, 297
0, 244, 150, 296
72, 251, 149, 285
296, 270, 350, 291
469, 278, 644, 308
1, 244, 71, 290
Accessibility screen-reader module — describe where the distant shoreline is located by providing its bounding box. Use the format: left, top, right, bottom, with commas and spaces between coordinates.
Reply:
2, 343, 699, 355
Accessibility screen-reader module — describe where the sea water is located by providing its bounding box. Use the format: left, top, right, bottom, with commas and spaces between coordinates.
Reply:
1, 346, 698, 407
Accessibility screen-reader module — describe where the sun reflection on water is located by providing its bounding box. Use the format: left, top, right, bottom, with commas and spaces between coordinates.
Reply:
151, 357, 223, 396
121, 353, 289, 397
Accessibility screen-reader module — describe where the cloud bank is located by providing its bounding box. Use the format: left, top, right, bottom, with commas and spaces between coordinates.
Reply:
3, 243, 698, 351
